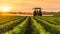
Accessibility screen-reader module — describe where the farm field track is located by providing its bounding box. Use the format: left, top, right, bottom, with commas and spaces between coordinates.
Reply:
0, 16, 60, 34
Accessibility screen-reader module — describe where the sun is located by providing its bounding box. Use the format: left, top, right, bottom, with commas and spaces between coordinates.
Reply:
1, 6, 10, 12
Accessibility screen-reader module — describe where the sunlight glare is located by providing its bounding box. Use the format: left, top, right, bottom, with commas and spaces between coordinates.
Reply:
1, 6, 10, 12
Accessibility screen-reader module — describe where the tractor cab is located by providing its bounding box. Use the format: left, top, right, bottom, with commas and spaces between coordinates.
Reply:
33, 8, 42, 16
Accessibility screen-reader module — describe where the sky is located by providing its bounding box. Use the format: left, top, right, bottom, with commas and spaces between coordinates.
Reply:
0, 0, 60, 12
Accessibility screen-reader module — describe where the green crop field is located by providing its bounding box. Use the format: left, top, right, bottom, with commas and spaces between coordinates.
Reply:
0, 16, 60, 34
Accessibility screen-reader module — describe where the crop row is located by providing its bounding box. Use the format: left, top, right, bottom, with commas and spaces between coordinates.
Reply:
0, 16, 60, 34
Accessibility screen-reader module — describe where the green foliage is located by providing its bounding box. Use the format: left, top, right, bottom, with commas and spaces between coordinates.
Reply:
54, 13, 60, 16
0, 16, 60, 34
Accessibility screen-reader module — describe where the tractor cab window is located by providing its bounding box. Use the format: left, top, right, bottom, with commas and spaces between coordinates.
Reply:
35, 9, 40, 13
